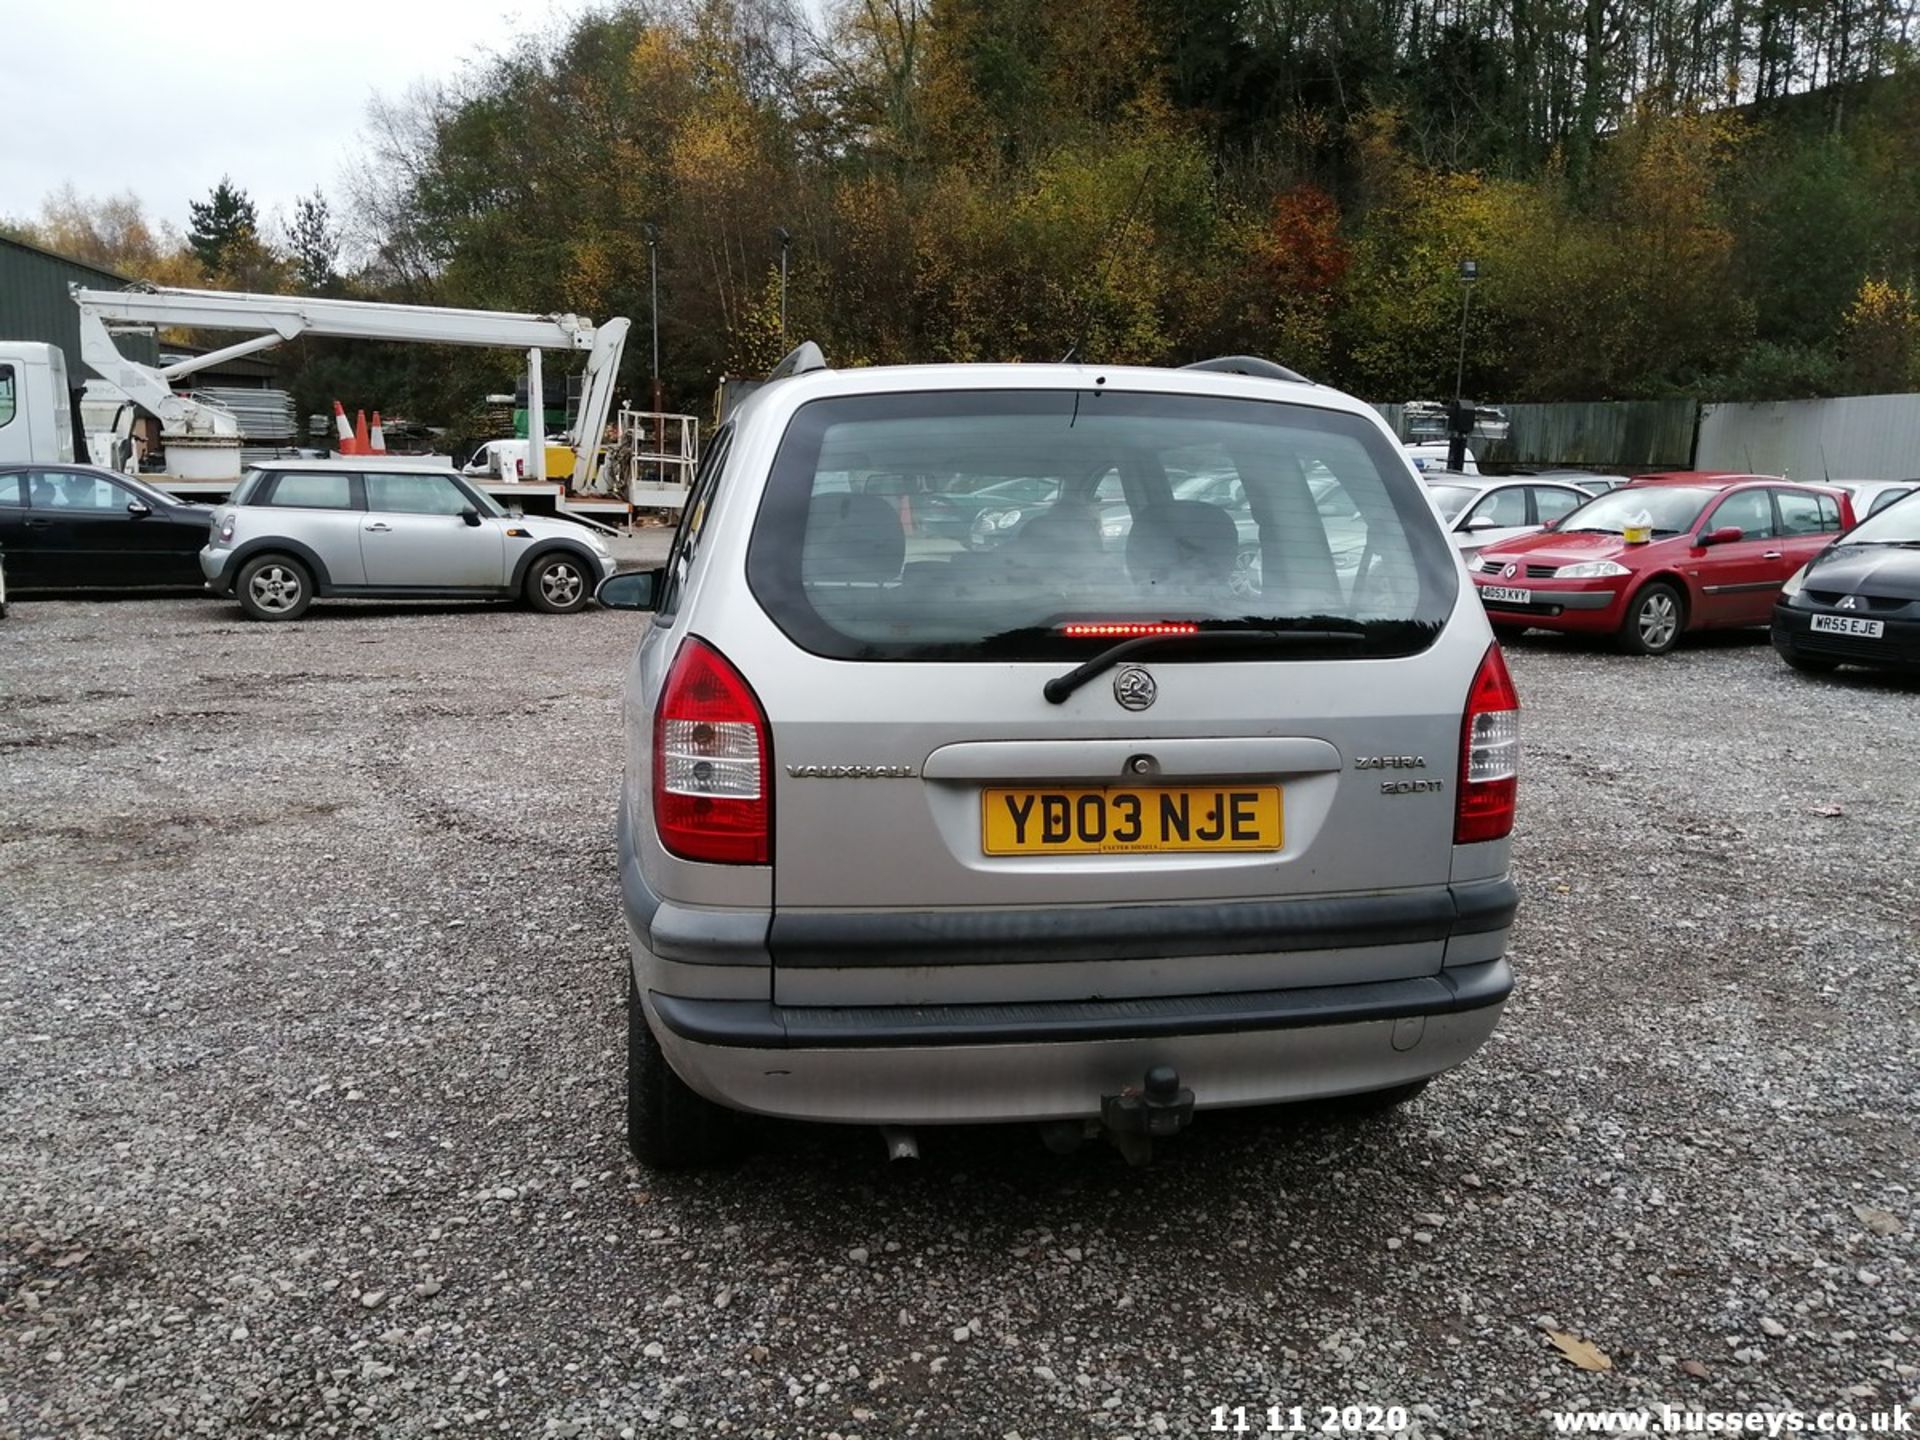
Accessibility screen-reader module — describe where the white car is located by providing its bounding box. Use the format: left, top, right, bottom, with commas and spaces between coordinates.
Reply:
463, 439, 532, 481
1422, 476, 1594, 558
1832, 479, 1919, 523
1510, 468, 1632, 493
1404, 441, 1478, 476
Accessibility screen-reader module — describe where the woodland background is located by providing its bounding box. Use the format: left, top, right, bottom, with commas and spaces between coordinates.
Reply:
7, 0, 1920, 449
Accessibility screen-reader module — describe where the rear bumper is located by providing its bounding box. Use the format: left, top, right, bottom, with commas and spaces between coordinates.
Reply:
644, 960, 1511, 1124
621, 834, 1518, 969
623, 814, 1518, 1122
653, 957, 1511, 1047
199, 546, 233, 590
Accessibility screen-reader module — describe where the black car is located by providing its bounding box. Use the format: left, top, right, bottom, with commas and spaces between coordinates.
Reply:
1772, 491, 1920, 675
0, 464, 212, 592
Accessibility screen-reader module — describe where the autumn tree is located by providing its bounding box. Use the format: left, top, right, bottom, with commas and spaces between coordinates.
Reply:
1839, 279, 1920, 394
333, 0, 1920, 429
11, 186, 202, 284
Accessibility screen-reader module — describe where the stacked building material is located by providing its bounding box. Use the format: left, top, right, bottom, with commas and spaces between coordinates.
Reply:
187, 387, 300, 465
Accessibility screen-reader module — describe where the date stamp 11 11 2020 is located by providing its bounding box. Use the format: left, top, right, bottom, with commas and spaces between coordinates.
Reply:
1210, 1405, 1414, 1435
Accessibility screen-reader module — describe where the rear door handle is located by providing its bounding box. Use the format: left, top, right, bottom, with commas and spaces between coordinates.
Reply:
1762, 551, 1783, 559
365, 522, 393, 533
24, 517, 52, 529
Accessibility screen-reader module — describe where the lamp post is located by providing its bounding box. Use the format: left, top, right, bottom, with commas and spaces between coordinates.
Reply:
642, 224, 661, 389
1450, 258, 1479, 472
773, 226, 792, 344
642, 224, 663, 472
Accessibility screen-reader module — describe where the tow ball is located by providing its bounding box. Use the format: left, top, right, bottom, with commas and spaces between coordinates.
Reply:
1098, 1065, 1195, 1166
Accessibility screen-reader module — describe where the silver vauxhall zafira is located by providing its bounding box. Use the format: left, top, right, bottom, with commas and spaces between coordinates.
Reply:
601, 348, 1519, 1167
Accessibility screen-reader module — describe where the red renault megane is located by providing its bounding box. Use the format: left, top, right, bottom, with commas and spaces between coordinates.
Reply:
1469, 474, 1854, 655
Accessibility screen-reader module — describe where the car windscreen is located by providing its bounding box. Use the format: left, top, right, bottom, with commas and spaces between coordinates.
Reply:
1558, 486, 1716, 537
1425, 483, 1480, 521
1838, 489, 1920, 545
745, 389, 1458, 662
230, 469, 268, 506
446, 475, 508, 516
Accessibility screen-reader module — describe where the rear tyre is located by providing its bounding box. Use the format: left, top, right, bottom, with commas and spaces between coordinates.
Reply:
1776, 643, 1838, 675
525, 552, 592, 614
626, 969, 738, 1170
1615, 581, 1683, 656
236, 554, 314, 622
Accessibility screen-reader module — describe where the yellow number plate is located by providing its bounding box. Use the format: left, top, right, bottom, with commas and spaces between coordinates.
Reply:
981, 786, 1282, 855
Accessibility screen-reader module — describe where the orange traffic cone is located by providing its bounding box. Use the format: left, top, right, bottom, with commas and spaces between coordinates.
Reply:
369, 412, 387, 455
353, 410, 371, 455
332, 401, 356, 454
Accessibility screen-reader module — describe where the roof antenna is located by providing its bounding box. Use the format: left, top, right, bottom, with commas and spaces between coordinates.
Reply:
1060, 164, 1155, 365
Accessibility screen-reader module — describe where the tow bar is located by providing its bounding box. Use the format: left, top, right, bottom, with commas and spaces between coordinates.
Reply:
1098, 1065, 1195, 1166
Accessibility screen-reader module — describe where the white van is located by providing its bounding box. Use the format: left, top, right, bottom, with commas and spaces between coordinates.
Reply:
0, 343, 77, 466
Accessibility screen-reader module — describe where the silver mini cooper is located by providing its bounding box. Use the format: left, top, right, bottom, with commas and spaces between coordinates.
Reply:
600, 349, 1519, 1167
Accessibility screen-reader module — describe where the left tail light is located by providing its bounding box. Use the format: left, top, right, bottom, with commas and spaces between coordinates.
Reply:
653, 638, 771, 864
1455, 642, 1519, 844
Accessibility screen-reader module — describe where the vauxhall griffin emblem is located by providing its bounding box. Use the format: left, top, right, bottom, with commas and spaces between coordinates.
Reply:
1112, 666, 1157, 711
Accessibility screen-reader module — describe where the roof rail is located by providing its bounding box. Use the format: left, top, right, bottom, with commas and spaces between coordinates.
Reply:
1181, 355, 1314, 386
766, 341, 829, 382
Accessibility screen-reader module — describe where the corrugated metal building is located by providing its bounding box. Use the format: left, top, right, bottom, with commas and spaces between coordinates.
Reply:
1697, 394, 1920, 482
0, 232, 159, 373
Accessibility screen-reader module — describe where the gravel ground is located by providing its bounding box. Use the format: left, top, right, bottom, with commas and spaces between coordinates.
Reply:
2, 587, 1916, 1439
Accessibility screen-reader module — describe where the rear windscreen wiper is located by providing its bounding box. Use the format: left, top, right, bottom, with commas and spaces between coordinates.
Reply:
1043, 628, 1366, 704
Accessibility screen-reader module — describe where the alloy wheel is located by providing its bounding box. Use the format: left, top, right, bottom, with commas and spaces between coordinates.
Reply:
249, 565, 302, 613
1637, 592, 1678, 650
542, 563, 584, 607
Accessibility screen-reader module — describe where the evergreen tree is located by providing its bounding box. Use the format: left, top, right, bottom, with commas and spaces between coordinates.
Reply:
187, 177, 259, 275
286, 190, 340, 293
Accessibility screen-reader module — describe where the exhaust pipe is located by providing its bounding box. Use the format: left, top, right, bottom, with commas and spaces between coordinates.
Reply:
879, 1126, 919, 1161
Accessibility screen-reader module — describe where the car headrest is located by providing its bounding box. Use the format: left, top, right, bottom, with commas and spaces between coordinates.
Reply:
1008, 500, 1102, 556
804, 492, 905, 584
1127, 500, 1238, 587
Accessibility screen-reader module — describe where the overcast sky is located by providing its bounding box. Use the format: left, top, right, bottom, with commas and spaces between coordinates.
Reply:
2, 0, 596, 237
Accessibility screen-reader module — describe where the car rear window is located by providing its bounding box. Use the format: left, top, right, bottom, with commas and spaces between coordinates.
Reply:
745, 389, 1458, 661
264, 472, 354, 509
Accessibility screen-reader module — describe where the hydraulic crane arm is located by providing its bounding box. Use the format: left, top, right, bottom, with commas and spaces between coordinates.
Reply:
70, 285, 631, 482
